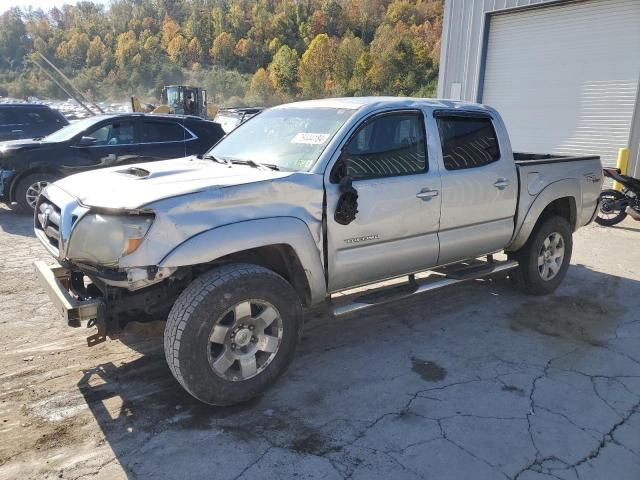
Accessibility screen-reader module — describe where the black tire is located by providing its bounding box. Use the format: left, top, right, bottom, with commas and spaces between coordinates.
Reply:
595, 189, 627, 226
15, 173, 60, 213
164, 263, 303, 406
508, 215, 573, 296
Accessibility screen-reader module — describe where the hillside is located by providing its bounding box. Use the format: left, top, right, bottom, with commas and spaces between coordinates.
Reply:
0, 0, 443, 106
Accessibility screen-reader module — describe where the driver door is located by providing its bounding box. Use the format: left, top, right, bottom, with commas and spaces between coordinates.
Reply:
72, 118, 138, 169
325, 110, 442, 292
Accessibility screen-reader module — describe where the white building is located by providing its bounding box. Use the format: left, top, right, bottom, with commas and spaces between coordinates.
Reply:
437, 0, 640, 175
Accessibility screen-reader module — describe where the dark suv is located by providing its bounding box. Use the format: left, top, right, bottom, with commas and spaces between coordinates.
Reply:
0, 113, 224, 212
0, 104, 69, 141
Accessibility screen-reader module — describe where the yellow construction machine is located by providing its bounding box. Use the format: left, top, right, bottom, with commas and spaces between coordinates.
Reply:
131, 85, 218, 119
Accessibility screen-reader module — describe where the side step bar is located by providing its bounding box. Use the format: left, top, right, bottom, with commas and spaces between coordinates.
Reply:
331, 258, 518, 317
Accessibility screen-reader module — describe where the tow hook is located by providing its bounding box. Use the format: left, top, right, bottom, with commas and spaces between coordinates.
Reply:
147, 265, 159, 280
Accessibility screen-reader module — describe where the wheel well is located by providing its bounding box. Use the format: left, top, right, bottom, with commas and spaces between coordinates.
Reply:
214, 244, 311, 306
9, 167, 61, 202
540, 197, 577, 230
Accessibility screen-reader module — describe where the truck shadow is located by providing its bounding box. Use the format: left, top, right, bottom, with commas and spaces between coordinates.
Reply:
74, 263, 638, 478
0, 205, 35, 237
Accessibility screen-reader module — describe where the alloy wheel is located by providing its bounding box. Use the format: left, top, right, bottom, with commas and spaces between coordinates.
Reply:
208, 300, 283, 381
25, 181, 50, 209
537, 232, 565, 281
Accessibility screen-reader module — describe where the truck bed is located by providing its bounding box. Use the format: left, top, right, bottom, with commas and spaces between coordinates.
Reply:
514, 152, 600, 165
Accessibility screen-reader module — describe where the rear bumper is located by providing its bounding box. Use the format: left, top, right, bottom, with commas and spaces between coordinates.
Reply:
33, 260, 104, 328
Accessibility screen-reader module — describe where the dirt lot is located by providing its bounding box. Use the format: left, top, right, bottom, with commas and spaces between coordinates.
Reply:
0, 204, 639, 480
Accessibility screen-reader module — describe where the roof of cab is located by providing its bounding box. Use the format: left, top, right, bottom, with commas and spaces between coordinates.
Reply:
271, 96, 492, 112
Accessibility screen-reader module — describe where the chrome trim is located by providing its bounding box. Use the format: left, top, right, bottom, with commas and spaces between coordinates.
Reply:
34, 184, 90, 260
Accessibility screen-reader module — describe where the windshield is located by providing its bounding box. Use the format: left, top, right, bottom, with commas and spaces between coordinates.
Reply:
43, 116, 101, 142
214, 112, 243, 133
208, 107, 356, 171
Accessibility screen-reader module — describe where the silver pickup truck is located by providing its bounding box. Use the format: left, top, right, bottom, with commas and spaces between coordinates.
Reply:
33, 97, 602, 405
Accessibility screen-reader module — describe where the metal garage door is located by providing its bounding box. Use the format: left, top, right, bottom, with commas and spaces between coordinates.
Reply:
481, 0, 640, 167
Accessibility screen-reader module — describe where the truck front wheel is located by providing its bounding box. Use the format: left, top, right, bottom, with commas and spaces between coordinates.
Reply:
508, 215, 573, 296
164, 263, 302, 406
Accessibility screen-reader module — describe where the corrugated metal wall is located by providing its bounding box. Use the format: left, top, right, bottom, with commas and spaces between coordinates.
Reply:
437, 0, 640, 174
438, 0, 553, 101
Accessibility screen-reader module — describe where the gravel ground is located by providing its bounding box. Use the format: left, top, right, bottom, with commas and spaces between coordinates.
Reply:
0, 204, 638, 480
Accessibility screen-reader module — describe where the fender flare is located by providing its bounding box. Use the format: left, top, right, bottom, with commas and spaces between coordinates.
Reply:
158, 216, 327, 304
507, 178, 580, 251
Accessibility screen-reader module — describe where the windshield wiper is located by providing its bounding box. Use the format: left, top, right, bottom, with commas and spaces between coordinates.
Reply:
201, 153, 231, 166
228, 158, 280, 171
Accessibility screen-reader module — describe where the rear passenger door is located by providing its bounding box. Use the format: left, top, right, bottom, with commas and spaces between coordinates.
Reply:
435, 112, 517, 264
136, 119, 191, 161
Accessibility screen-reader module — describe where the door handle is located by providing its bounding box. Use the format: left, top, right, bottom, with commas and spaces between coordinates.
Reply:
494, 178, 510, 190
416, 189, 439, 201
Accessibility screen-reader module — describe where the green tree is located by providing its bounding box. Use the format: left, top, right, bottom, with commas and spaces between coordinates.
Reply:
0, 8, 31, 69
334, 31, 364, 95
269, 45, 298, 95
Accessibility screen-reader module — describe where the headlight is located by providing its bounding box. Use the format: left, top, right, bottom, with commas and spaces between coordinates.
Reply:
67, 213, 154, 266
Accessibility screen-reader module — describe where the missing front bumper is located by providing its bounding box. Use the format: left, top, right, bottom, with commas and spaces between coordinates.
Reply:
33, 260, 107, 346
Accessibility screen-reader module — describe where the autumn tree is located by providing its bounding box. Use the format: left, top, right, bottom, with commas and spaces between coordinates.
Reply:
210, 32, 235, 67
299, 33, 336, 98
167, 34, 189, 66
86, 36, 108, 67
0, 0, 444, 106
245, 67, 277, 105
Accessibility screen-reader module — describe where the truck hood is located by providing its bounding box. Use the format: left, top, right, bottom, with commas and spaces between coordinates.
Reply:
52, 156, 295, 209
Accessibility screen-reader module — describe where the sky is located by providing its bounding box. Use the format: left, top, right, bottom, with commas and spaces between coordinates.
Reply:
1, 0, 110, 15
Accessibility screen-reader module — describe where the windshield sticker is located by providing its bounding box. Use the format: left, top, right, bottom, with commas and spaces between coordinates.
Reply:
291, 132, 330, 145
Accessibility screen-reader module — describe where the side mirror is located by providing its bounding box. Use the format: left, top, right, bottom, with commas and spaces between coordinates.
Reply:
334, 176, 358, 225
78, 136, 97, 146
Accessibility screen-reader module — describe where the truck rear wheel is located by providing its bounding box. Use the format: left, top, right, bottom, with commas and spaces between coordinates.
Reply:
508, 215, 572, 296
164, 263, 302, 406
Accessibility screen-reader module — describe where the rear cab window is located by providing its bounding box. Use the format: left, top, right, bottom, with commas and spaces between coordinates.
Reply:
436, 114, 500, 170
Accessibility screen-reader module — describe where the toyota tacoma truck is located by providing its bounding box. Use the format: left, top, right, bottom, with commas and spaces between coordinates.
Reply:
33, 97, 602, 406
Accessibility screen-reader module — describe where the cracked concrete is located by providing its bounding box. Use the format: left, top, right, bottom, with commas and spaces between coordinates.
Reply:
0, 206, 639, 479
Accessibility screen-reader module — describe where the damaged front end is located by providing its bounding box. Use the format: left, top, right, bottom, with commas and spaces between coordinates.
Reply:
34, 259, 190, 346
32, 185, 189, 345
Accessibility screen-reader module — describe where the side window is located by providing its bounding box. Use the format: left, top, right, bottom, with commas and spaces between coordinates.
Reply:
86, 121, 135, 145
342, 113, 427, 180
18, 110, 48, 125
140, 121, 187, 143
26, 108, 67, 126
436, 115, 500, 170
0, 110, 17, 126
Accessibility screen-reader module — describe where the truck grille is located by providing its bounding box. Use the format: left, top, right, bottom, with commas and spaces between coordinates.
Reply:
36, 197, 62, 252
